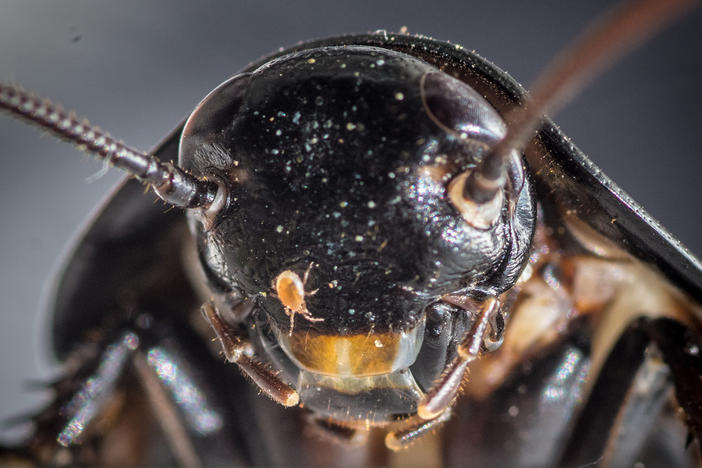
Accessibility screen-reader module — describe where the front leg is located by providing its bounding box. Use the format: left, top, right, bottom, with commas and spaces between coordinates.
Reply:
386, 295, 504, 450
200, 302, 299, 407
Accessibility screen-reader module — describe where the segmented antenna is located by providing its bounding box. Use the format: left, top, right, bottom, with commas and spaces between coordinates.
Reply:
463, 0, 700, 204
0, 83, 219, 210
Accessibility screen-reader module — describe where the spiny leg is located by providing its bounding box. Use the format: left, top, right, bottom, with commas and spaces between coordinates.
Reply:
5, 329, 192, 466
20, 331, 140, 465
132, 352, 200, 467
442, 320, 592, 468
3, 315, 259, 467
382, 296, 503, 451
559, 317, 702, 467
201, 302, 299, 407
644, 317, 702, 447
418, 296, 502, 421
385, 410, 453, 451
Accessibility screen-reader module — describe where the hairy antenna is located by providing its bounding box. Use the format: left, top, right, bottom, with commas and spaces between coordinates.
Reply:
0, 83, 219, 210
463, 0, 700, 204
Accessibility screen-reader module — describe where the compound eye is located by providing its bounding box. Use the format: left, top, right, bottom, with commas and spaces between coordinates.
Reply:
178, 73, 252, 177
421, 71, 506, 144
420, 71, 509, 230
181, 73, 251, 145
447, 171, 503, 230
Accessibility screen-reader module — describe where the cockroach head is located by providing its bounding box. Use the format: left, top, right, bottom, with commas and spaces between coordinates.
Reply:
178, 47, 535, 336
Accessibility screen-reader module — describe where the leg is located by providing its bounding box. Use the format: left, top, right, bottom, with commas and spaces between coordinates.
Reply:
20, 330, 141, 466
442, 319, 591, 468
559, 317, 702, 468
200, 302, 299, 407
383, 296, 503, 451
385, 410, 453, 451
417, 296, 502, 421
4, 315, 255, 466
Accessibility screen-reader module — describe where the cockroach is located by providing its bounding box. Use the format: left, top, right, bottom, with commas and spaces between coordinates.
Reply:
1, 0, 701, 467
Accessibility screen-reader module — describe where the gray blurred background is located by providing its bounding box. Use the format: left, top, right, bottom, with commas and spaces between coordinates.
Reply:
0, 1, 701, 439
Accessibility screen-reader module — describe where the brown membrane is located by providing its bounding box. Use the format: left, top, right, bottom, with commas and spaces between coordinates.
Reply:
285, 329, 408, 377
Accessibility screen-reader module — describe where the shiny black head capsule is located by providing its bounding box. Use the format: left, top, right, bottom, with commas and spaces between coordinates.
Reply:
179, 46, 534, 386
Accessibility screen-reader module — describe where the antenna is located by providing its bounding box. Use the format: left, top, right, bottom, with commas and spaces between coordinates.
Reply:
0, 83, 219, 210
462, 0, 700, 205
